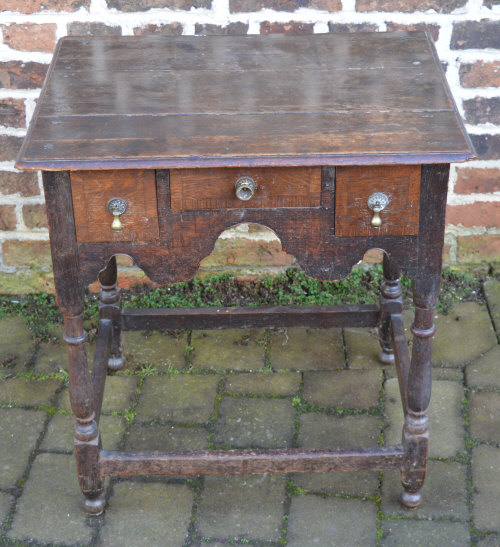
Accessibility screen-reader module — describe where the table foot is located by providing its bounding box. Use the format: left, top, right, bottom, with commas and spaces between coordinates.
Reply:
83, 493, 105, 515
378, 349, 395, 364
400, 489, 422, 509
108, 355, 125, 371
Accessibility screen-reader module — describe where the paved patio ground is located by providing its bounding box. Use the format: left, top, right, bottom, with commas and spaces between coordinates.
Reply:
0, 280, 499, 546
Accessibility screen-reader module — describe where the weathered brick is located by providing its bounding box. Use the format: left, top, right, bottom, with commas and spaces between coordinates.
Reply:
463, 97, 500, 125
309, 0, 341, 8
451, 20, 500, 50
1, 0, 90, 12
0, 98, 25, 128
1, 23, 56, 52
67, 22, 121, 36
0, 61, 47, 89
460, 61, 500, 88
107, 0, 211, 11
328, 22, 377, 32
260, 21, 315, 34
231, 0, 340, 11
471, 134, 500, 160
385, 22, 440, 42
446, 202, 500, 228
201, 238, 293, 268
455, 168, 500, 194
0, 136, 24, 161
133, 23, 183, 36
457, 235, 500, 264
356, 0, 466, 12
0, 205, 16, 231
23, 204, 47, 229
2, 240, 51, 267
0, 171, 39, 197
195, 22, 249, 35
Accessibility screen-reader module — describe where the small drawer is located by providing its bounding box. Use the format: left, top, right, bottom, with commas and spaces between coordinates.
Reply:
335, 165, 421, 237
169, 167, 322, 210
71, 170, 159, 243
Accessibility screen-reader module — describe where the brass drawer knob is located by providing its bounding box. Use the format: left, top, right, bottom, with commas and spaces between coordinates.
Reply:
367, 192, 389, 227
107, 197, 127, 231
235, 176, 257, 201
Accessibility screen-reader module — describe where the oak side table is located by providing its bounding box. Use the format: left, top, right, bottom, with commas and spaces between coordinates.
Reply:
16, 32, 474, 515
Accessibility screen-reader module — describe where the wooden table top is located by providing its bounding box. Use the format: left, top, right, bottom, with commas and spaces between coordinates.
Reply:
16, 32, 474, 170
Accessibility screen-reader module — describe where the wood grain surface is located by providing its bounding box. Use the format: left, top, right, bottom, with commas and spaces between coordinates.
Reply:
170, 167, 321, 209
16, 32, 474, 170
71, 170, 159, 242
335, 165, 421, 236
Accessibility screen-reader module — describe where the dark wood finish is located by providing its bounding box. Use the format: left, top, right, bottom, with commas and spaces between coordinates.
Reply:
91, 319, 111, 423
400, 163, 450, 508
170, 167, 321, 210
118, 304, 380, 331
16, 33, 473, 171
100, 446, 405, 477
98, 257, 124, 370
20, 35, 474, 515
378, 253, 403, 364
391, 313, 410, 412
42, 171, 104, 515
71, 170, 158, 243
336, 165, 421, 236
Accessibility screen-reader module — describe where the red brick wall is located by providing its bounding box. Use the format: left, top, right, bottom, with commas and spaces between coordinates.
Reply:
0, 1, 499, 291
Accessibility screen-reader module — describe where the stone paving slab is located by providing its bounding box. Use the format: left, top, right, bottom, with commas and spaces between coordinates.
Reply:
380, 519, 470, 547
287, 495, 377, 547
0, 408, 46, 489
384, 378, 465, 458
469, 392, 500, 443
0, 492, 13, 528
7, 453, 92, 545
100, 481, 193, 547
59, 375, 139, 413
484, 279, 500, 337
381, 461, 468, 520
40, 413, 126, 452
213, 397, 295, 448
191, 329, 265, 371
35, 324, 95, 373
269, 327, 345, 370
125, 423, 208, 451
224, 371, 300, 395
386, 366, 464, 382
292, 471, 379, 497
136, 374, 220, 423
432, 302, 496, 367
196, 474, 286, 542
0, 316, 35, 374
472, 445, 500, 532
476, 534, 500, 546
303, 370, 382, 409
344, 327, 382, 369
298, 413, 381, 449
123, 330, 188, 371
466, 345, 500, 389
0, 377, 60, 406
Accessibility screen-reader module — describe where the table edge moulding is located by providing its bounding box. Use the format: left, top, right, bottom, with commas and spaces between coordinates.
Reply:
15, 31, 475, 516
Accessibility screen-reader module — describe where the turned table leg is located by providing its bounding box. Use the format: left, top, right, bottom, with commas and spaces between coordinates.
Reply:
400, 293, 435, 508
43, 171, 105, 514
99, 256, 124, 371
64, 313, 105, 514
378, 253, 402, 364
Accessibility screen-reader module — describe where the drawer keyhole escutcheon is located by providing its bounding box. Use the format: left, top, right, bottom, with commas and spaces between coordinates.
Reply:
107, 197, 128, 231
235, 176, 257, 201
367, 192, 390, 227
